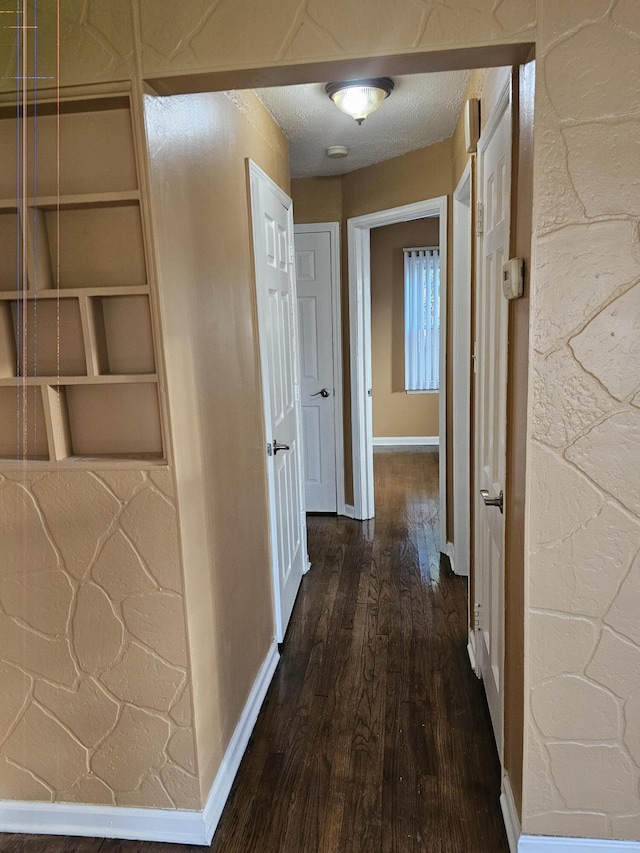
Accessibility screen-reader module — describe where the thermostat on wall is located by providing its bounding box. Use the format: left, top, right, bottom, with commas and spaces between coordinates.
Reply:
502, 258, 525, 300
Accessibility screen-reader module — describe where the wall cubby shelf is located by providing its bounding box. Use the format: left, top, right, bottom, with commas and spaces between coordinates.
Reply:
0, 90, 166, 467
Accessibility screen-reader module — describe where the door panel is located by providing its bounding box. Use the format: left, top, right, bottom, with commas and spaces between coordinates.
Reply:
295, 229, 337, 512
474, 79, 511, 758
250, 165, 307, 640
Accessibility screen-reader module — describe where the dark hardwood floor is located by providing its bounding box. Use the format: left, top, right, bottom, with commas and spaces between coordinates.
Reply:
0, 451, 508, 853
212, 450, 507, 853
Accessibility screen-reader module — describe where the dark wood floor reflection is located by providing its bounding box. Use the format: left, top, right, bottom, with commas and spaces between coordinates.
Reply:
0, 452, 508, 853
212, 450, 508, 853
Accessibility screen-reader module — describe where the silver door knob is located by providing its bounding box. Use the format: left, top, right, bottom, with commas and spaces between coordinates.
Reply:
310, 388, 330, 398
480, 489, 503, 513
273, 441, 290, 454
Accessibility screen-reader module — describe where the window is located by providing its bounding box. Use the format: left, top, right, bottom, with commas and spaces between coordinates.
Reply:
404, 246, 440, 392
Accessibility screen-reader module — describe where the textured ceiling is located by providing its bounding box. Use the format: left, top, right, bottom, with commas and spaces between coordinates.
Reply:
255, 70, 470, 179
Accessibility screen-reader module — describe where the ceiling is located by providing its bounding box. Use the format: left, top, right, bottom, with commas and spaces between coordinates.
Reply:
255, 70, 470, 179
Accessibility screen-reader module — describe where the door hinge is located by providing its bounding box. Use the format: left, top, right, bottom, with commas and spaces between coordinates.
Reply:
472, 341, 478, 374
294, 384, 300, 402
475, 202, 484, 237
473, 603, 482, 631
288, 245, 295, 266
266, 442, 273, 457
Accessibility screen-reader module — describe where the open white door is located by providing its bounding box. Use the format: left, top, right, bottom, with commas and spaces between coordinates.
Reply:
249, 161, 307, 642
474, 74, 511, 757
294, 224, 343, 514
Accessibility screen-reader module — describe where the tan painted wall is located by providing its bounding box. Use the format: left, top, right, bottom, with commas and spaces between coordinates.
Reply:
291, 176, 342, 223
342, 142, 452, 220
370, 219, 440, 438
3, 0, 640, 842
144, 89, 288, 800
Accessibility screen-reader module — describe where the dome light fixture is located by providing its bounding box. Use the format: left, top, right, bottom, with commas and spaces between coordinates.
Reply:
326, 145, 348, 159
325, 78, 394, 125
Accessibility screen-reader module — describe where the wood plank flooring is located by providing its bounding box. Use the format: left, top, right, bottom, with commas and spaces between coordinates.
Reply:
212, 450, 507, 853
0, 451, 508, 853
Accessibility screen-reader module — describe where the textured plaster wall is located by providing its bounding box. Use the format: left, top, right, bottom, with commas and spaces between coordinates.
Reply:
0, 469, 198, 809
1, 0, 639, 842
523, 1, 640, 839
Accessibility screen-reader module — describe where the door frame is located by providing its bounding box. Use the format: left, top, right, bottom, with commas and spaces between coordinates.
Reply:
294, 222, 346, 516
347, 197, 448, 549
248, 159, 308, 642
452, 160, 473, 580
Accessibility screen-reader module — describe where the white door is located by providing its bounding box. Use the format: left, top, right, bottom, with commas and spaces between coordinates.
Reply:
295, 227, 338, 512
474, 76, 511, 757
249, 162, 307, 642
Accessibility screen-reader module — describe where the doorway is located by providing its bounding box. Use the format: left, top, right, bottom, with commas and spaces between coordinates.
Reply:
347, 197, 448, 551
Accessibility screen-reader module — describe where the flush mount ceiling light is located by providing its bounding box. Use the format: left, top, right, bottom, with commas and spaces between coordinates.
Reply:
325, 78, 394, 125
326, 145, 348, 159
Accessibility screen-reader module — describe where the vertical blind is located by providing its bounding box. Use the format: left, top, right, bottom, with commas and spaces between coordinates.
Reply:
404, 247, 440, 392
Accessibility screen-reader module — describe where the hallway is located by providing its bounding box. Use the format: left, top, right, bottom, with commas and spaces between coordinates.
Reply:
211, 450, 508, 852
0, 452, 508, 853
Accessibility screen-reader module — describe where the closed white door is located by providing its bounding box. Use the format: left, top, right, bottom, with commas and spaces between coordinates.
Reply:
295, 228, 337, 512
474, 77, 511, 757
249, 162, 307, 641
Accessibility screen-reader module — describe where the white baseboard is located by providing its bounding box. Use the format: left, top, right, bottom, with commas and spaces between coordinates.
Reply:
372, 435, 439, 446
0, 641, 280, 846
501, 773, 521, 853
0, 799, 208, 844
202, 639, 279, 842
343, 504, 356, 518
519, 838, 640, 851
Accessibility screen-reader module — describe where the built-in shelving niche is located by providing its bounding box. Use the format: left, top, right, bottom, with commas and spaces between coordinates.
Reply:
0, 92, 165, 466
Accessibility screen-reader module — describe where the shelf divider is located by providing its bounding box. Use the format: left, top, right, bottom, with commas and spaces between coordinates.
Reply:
26, 207, 54, 290
42, 384, 72, 461
0, 302, 15, 378
79, 295, 107, 377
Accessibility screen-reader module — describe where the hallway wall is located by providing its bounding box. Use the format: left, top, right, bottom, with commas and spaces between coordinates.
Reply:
144, 89, 289, 801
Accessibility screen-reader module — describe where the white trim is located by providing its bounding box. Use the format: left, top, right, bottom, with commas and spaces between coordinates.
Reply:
201, 639, 280, 842
0, 800, 207, 845
347, 196, 448, 527
294, 222, 345, 515
343, 503, 356, 519
0, 641, 280, 846
501, 773, 522, 853
372, 435, 439, 447
445, 540, 456, 573
452, 160, 473, 579
519, 839, 640, 852
467, 630, 479, 675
